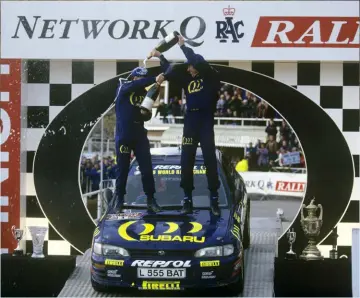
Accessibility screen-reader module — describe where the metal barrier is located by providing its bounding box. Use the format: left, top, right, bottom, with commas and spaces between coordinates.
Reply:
81, 179, 115, 220
148, 116, 283, 126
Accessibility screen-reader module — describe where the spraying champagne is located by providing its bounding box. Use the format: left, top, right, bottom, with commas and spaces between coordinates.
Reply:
143, 31, 180, 66
140, 83, 161, 121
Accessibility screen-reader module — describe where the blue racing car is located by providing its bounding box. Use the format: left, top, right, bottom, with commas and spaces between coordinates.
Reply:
90, 147, 250, 295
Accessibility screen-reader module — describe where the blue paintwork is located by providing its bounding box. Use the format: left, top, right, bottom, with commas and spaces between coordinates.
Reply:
90, 147, 248, 291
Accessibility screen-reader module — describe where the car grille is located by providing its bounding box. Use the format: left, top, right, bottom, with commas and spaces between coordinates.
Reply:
128, 249, 195, 258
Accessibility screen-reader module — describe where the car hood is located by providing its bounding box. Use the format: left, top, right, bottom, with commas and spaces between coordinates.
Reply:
98, 209, 232, 250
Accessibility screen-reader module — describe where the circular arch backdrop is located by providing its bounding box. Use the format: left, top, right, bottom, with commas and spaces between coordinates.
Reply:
33, 65, 354, 255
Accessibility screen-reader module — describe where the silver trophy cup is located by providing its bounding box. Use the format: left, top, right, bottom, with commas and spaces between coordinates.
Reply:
11, 225, 24, 256
28, 226, 48, 258
285, 228, 297, 259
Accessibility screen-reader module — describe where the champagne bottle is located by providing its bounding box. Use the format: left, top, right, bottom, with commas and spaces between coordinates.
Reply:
147, 31, 180, 59
140, 83, 161, 121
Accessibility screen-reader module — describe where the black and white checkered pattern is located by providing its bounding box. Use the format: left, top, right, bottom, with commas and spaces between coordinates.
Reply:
21, 60, 359, 256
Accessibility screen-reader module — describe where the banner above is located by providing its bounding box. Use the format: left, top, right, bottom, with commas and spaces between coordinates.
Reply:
1, 1, 359, 61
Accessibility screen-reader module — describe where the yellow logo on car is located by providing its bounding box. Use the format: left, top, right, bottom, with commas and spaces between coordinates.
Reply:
200, 260, 220, 267
118, 221, 204, 242
104, 259, 124, 266
141, 281, 180, 290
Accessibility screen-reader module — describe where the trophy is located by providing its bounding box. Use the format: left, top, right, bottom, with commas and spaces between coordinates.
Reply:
329, 229, 339, 259
11, 225, 24, 256
285, 228, 297, 259
28, 226, 48, 258
300, 198, 324, 260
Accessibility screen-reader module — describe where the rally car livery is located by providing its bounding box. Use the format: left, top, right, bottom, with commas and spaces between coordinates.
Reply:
90, 147, 250, 295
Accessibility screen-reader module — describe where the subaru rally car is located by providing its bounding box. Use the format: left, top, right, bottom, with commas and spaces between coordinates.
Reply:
91, 147, 250, 295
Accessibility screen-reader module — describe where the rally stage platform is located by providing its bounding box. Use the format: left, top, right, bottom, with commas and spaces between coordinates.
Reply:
58, 217, 282, 297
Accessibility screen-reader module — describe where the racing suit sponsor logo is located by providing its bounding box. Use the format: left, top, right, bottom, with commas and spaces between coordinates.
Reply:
187, 79, 204, 94
105, 259, 124, 266
182, 136, 193, 145
140, 281, 180, 290
200, 260, 220, 267
107, 269, 121, 277
131, 260, 191, 268
202, 271, 216, 279
118, 221, 204, 242
119, 145, 130, 154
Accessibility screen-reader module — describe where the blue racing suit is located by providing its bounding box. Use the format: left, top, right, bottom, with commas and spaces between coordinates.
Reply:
114, 77, 156, 201
160, 45, 221, 197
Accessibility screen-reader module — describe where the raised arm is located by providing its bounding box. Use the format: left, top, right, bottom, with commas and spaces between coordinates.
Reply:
149, 49, 186, 84
119, 77, 156, 94
178, 36, 219, 80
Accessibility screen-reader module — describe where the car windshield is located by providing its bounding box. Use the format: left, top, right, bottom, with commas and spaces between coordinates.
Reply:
123, 161, 228, 209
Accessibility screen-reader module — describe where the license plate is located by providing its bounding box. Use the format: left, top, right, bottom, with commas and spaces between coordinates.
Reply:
137, 268, 186, 279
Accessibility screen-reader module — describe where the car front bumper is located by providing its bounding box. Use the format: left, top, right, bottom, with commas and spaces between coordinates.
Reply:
90, 254, 244, 290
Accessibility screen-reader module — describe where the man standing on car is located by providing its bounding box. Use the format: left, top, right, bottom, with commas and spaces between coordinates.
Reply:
149, 36, 221, 216
113, 66, 164, 213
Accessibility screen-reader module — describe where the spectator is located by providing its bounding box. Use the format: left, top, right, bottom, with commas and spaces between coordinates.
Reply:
257, 143, 269, 168
280, 120, 291, 141
276, 147, 287, 167
216, 94, 226, 116
257, 99, 268, 118
265, 119, 277, 139
279, 140, 289, 151
170, 97, 181, 123
266, 135, 278, 162
235, 156, 249, 172
155, 99, 168, 123
246, 142, 257, 170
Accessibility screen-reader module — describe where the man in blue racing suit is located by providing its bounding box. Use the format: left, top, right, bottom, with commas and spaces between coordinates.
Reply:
113, 67, 164, 213
150, 35, 221, 216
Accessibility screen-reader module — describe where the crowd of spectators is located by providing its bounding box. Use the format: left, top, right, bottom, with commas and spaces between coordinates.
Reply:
80, 155, 125, 196
156, 83, 278, 122
237, 119, 305, 172
82, 84, 304, 193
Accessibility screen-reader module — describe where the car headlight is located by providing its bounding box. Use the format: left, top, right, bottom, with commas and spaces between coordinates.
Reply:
194, 244, 234, 257
93, 243, 129, 257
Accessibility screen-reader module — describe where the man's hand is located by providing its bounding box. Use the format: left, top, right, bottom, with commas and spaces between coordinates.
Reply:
149, 49, 161, 58
178, 35, 185, 46
156, 73, 165, 85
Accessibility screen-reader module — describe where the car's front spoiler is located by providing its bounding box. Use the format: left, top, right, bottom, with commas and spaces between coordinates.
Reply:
90, 255, 243, 290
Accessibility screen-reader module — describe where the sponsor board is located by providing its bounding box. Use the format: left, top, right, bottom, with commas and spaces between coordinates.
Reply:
104, 259, 124, 266
118, 221, 204, 242
275, 181, 306, 192
240, 171, 307, 198
200, 260, 220, 267
140, 281, 181, 290
131, 260, 191, 268
1, 1, 358, 61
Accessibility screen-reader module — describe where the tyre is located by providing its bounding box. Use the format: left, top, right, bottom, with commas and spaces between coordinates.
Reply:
226, 251, 245, 295
243, 201, 251, 249
91, 277, 108, 293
